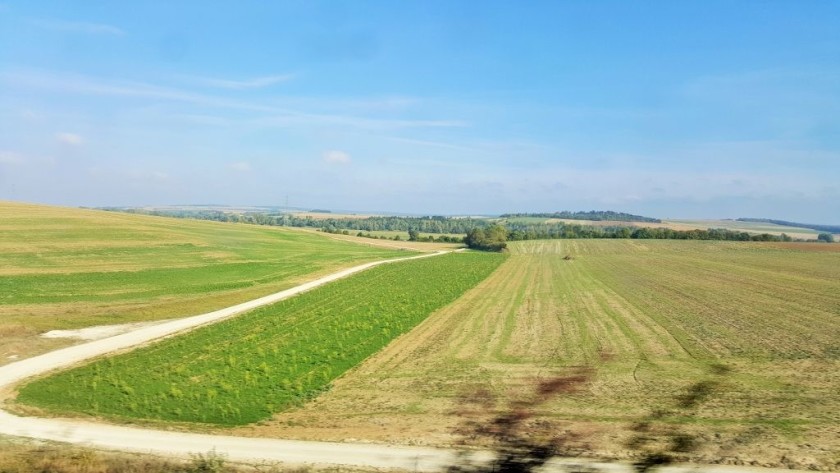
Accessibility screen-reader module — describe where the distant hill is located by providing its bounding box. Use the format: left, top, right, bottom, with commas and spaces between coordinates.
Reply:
737, 218, 840, 234
500, 210, 661, 223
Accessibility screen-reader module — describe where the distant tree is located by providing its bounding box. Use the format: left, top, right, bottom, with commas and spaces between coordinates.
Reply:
817, 233, 835, 243
408, 229, 420, 241
464, 225, 507, 252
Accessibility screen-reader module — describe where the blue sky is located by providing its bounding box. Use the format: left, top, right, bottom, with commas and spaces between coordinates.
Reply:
1, 1, 838, 221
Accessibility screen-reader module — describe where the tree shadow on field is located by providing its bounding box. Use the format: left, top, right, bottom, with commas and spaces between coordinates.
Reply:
626, 363, 734, 473
446, 367, 595, 473
446, 363, 736, 473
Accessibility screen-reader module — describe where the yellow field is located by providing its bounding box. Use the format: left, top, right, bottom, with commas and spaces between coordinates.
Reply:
236, 240, 840, 470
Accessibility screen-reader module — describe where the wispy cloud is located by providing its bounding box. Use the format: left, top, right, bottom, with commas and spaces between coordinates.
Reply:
56, 132, 84, 146
184, 74, 295, 90
30, 18, 125, 36
0, 69, 467, 131
323, 150, 351, 165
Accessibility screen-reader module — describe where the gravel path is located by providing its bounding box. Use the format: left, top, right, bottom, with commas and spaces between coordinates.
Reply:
0, 251, 461, 470
0, 249, 812, 473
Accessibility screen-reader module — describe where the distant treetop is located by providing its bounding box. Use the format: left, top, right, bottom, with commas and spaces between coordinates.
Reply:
500, 210, 661, 223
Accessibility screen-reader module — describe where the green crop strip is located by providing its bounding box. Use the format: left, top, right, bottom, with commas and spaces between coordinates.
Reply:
18, 252, 506, 426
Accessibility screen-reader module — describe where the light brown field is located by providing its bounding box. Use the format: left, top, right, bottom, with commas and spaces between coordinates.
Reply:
235, 240, 840, 470
307, 229, 464, 251
289, 211, 376, 220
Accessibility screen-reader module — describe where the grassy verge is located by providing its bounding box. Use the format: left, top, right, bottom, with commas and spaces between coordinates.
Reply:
0, 435, 377, 473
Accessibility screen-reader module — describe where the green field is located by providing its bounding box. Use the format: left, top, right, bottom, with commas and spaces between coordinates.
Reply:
17, 252, 506, 425
0, 201, 407, 362
240, 240, 840, 469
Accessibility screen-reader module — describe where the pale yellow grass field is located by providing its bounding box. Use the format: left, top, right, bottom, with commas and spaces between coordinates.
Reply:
235, 240, 840, 470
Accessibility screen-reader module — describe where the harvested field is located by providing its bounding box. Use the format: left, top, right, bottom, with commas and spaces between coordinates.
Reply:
236, 240, 840, 470
304, 229, 463, 252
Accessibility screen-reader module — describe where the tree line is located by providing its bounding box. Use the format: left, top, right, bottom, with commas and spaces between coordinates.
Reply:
500, 210, 661, 223
102, 209, 829, 252
503, 224, 796, 242
106, 209, 493, 234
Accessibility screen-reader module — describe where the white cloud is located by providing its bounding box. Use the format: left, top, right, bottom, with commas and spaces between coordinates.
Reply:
56, 132, 84, 146
323, 150, 351, 164
229, 161, 252, 172
186, 74, 295, 90
30, 19, 125, 36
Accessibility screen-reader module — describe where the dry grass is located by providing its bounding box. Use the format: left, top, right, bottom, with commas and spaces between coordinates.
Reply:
0, 436, 224, 473
0, 436, 398, 473
235, 240, 840, 470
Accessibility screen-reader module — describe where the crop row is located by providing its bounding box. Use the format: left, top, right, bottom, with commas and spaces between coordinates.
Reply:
18, 251, 506, 425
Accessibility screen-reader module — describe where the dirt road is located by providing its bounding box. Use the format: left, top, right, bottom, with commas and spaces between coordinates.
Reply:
0, 249, 815, 473
0, 250, 462, 470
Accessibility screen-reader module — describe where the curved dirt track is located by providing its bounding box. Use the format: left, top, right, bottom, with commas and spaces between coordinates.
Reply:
0, 249, 815, 473
0, 250, 463, 470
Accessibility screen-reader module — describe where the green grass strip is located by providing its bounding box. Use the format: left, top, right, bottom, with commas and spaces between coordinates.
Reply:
18, 252, 506, 426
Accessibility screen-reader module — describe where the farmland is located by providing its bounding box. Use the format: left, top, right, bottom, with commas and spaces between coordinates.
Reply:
0, 201, 407, 363
16, 252, 506, 425
499, 216, 832, 241
5, 206, 840, 468
235, 240, 840, 469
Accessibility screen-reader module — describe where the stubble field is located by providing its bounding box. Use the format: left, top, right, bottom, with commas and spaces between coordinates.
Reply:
234, 240, 839, 469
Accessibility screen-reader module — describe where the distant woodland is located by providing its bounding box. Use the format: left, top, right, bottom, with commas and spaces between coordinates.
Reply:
500, 210, 661, 223
102, 208, 825, 248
